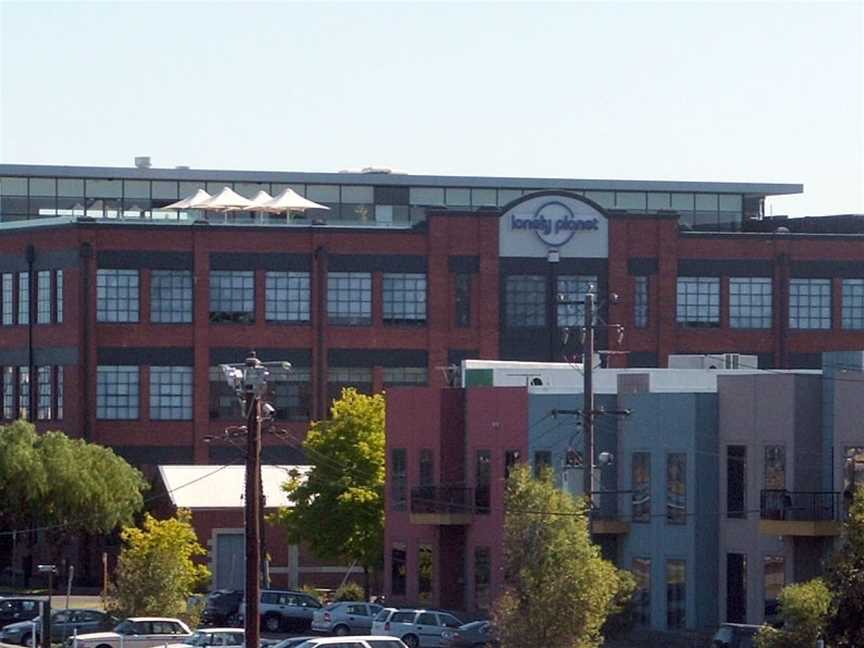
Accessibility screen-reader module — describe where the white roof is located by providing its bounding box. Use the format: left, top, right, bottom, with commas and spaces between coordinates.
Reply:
158, 465, 309, 509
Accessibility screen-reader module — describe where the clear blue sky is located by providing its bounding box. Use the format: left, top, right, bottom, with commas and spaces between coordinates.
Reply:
1, 1, 861, 217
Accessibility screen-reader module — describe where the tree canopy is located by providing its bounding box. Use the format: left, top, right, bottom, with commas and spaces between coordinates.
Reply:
492, 465, 635, 648
823, 485, 864, 647
755, 579, 831, 648
272, 388, 385, 592
0, 421, 147, 558
105, 510, 210, 624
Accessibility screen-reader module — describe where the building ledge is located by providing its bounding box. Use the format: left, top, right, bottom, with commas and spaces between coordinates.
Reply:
759, 519, 841, 537
591, 519, 630, 535
409, 513, 473, 526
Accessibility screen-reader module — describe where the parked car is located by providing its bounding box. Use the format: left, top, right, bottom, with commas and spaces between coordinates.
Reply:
293, 638, 406, 648
72, 617, 192, 648
0, 597, 42, 626
370, 609, 462, 648
201, 591, 244, 627
440, 620, 499, 648
1, 609, 116, 646
711, 623, 761, 648
255, 589, 323, 632
165, 628, 245, 648
311, 602, 384, 636
268, 639, 317, 648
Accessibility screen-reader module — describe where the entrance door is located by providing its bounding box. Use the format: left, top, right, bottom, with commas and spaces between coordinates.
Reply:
215, 533, 245, 591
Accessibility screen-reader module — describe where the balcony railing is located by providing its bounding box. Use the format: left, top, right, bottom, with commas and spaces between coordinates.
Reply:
410, 485, 474, 516
760, 489, 841, 522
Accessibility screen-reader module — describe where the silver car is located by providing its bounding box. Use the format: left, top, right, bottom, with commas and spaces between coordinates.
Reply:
311, 602, 383, 636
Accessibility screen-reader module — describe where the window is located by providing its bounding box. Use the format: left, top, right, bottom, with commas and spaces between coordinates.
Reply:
208, 367, 239, 419
730, 277, 772, 328
382, 367, 428, 386
504, 449, 520, 479
17, 272, 29, 324
391, 448, 407, 511
151, 270, 193, 323
327, 272, 371, 325
764, 556, 784, 621
327, 367, 372, 407
632, 452, 651, 522
383, 273, 427, 323
2, 273, 12, 325
391, 543, 407, 595
764, 446, 785, 490
149, 366, 193, 420
634, 276, 648, 328
726, 553, 747, 623
727, 445, 747, 518
97, 366, 139, 420
265, 271, 310, 322
209, 271, 254, 323
666, 453, 686, 524
842, 279, 864, 329
418, 545, 432, 602
476, 449, 491, 514
37, 271, 51, 324
55, 270, 63, 323
633, 558, 651, 626
789, 278, 831, 329
666, 560, 686, 630
455, 273, 472, 328
676, 277, 719, 327
505, 275, 546, 327
37, 366, 52, 420
557, 275, 597, 326
2, 367, 13, 419
97, 269, 139, 322
56, 367, 63, 420
18, 366, 28, 419
267, 366, 311, 421
534, 450, 552, 478
474, 547, 491, 610
419, 449, 434, 486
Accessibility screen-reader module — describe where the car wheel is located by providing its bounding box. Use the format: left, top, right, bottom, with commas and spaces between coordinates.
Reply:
402, 634, 419, 648
19, 633, 31, 646
263, 614, 282, 633
96, 643, 114, 648
333, 624, 350, 637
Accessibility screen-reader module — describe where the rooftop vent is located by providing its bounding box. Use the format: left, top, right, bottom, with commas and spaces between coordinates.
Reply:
134, 156, 152, 169
361, 167, 392, 174
175, 165, 190, 170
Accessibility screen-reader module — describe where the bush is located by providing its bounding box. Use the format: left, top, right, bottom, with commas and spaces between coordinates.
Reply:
333, 582, 365, 602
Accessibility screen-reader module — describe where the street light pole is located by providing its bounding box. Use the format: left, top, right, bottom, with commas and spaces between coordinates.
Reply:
583, 291, 595, 503
244, 363, 262, 648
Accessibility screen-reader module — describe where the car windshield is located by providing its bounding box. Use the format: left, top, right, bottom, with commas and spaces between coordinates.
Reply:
114, 621, 136, 635
374, 609, 392, 622
184, 632, 213, 646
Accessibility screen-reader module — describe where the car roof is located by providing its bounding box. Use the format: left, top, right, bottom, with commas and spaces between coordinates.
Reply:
300, 638, 404, 645
127, 617, 186, 623
196, 628, 243, 633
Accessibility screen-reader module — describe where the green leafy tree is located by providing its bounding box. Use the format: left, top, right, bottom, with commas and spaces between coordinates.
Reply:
273, 388, 385, 596
823, 485, 864, 647
492, 466, 635, 648
0, 422, 147, 565
333, 581, 365, 602
755, 579, 831, 648
105, 510, 210, 625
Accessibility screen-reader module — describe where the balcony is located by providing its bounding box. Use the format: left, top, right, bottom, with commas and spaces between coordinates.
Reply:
759, 489, 843, 537
410, 485, 474, 525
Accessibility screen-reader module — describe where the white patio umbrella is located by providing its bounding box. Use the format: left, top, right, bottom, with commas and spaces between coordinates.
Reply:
161, 188, 213, 210
200, 186, 253, 211
262, 187, 329, 212
242, 190, 275, 211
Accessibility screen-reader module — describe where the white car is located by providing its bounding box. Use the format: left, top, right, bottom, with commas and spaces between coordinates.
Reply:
370, 610, 462, 648
74, 618, 192, 648
164, 628, 244, 648
293, 637, 406, 648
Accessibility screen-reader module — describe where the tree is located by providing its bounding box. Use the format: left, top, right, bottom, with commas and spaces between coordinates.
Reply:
273, 388, 385, 596
0, 422, 147, 565
492, 466, 635, 648
105, 510, 210, 624
823, 485, 864, 647
754, 579, 831, 648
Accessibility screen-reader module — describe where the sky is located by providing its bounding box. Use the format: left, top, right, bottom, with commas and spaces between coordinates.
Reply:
0, 1, 862, 217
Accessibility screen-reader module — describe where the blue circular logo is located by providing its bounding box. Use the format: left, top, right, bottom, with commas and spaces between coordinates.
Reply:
509, 200, 600, 247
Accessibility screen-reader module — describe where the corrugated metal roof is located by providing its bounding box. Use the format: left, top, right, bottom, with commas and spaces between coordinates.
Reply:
158, 464, 310, 509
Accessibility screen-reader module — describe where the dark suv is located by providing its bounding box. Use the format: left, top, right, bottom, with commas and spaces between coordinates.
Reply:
0, 598, 42, 626
259, 590, 322, 632
711, 623, 761, 648
201, 590, 243, 627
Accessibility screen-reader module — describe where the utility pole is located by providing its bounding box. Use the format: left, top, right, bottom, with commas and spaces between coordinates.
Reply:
243, 370, 261, 648
583, 291, 595, 501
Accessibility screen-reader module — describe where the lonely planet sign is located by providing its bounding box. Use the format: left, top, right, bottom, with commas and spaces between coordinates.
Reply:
499, 193, 608, 259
